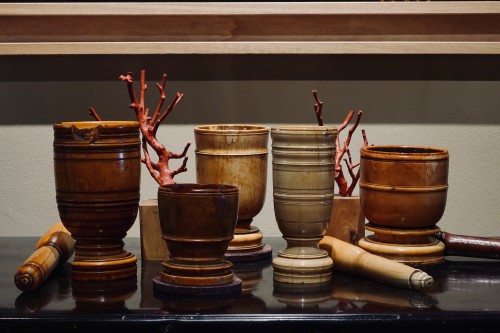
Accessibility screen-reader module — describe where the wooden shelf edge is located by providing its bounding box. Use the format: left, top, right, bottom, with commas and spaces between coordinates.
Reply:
2, 2, 500, 16
2, 2, 500, 55
2, 41, 500, 55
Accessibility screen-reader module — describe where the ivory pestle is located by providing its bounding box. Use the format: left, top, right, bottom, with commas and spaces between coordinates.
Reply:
433, 231, 500, 259
319, 236, 433, 290
14, 222, 75, 292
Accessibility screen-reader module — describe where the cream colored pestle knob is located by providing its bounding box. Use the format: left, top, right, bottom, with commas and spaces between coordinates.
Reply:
319, 236, 433, 290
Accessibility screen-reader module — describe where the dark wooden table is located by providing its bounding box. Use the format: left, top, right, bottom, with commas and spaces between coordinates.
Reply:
1, 237, 500, 333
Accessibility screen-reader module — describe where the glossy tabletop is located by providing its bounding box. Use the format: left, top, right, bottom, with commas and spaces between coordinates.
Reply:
1, 237, 499, 333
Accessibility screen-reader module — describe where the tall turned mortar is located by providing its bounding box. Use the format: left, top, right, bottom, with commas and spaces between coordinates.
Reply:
194, 124, 271, 262
271, 125, 337, 284
53, 121, 141, 281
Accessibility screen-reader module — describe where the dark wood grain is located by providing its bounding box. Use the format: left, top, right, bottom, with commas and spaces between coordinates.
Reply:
434, 231, 500, 259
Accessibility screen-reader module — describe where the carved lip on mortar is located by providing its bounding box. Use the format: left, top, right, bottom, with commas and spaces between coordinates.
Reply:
194, 124, 269, 135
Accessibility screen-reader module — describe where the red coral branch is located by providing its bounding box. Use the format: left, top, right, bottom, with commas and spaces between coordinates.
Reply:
343, 129, 369, 195
343, 149, 360, 196
344, 149, 359, 179
119, 70, 190, 186
310, 90, 369, 197
88, 107, 102, 121
149, 74, 167, 126
312, 90, 324, 126
154, 92, 184, 137
335, 111, 367, 196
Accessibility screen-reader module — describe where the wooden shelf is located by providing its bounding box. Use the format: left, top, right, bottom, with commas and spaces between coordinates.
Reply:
3, 42, 500, 55
1, 2, 500, 55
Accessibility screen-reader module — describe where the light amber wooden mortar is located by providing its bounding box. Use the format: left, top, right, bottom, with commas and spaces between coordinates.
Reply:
358, 145, 449, 265
194, 124, 270, 261
359, 145, 449, 229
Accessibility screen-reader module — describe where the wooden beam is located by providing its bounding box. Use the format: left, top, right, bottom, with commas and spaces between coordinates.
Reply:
1, 2, 499, 55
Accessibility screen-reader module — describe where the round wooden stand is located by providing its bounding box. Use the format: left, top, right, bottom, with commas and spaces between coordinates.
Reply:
358, 223, 445, 265
225, 237, 273, 263
71, 250, 137, 281
229, 224, 264, 252
225, 226, 273, 262
272, 240, 333, 284
160, 259, 234, 286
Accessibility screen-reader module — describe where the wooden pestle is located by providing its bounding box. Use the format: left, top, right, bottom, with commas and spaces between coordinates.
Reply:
433, 231, 500, 259
14, 222, 75, 292
319, 236, 433, 290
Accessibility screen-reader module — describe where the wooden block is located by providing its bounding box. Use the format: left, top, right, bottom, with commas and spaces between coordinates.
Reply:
139, 199, 168, 261
325, 196, 365, 245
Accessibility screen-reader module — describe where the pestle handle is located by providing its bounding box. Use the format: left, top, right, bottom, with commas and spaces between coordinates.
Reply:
433, 231, 500, 259
14, 222, 75, 292
319, 236, 433, 290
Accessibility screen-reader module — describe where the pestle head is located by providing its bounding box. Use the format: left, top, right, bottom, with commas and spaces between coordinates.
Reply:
409, 270, 434, 290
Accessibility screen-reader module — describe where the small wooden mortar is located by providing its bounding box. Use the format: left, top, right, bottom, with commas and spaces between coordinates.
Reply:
358, 145, 449, 265
153, 184, 242, 297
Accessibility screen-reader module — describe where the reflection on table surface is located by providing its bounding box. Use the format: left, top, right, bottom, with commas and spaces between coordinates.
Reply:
3, 237, 500, 333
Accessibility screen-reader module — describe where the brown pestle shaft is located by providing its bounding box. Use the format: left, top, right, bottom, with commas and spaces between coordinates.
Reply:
434, 231, 500, 259
14, 222, 75, 292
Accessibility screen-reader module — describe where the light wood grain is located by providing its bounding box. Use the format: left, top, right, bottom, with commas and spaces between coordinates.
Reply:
326, 196, 365, 245
139, 199, 168, 261
1, 2, 499, 16
320, 236, 433, 290
14, 222, 75, 292
1, 2, 499, 55
2, 41, 500, 55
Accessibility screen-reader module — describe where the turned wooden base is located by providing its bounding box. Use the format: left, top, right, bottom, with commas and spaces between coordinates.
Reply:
160, 259, 234, 286
225, 244, 273, 263
228, 225, 264, 252
358, 223, 445, 265
153, 275, 242, 297
71, 252, 137, 281
272, 246, 333, 284
225, 222, 272, 262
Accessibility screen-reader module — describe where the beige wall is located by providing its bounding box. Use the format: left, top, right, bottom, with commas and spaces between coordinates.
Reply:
1, 55, 499, 238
